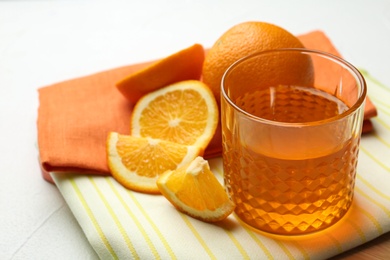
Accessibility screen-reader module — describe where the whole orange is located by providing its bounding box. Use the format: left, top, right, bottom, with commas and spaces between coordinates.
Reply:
202, 21, 308, 102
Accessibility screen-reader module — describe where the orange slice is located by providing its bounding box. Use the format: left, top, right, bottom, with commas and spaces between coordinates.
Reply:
116, 44, 205, 103
157, 156, 235, 222
107, 132, 201, 194
131, 80, 219, 152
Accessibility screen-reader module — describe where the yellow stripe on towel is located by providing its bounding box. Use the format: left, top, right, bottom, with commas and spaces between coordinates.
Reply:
70, 178, 118, 259
123, 187, 177, 260
88, 177, 139, 259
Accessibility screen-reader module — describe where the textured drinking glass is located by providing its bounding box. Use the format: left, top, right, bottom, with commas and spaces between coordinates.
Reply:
221, 49, 367, 235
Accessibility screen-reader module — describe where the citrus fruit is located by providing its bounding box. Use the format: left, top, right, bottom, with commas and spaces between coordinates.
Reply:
202, 21, 309, 102
107, 132, 201, 194
116, 44, 205, 103
131, 80, 219, 152
157, 156, 235, 222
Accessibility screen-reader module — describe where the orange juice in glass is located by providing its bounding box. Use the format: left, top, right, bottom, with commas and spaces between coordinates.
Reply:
221, 49, 366, 235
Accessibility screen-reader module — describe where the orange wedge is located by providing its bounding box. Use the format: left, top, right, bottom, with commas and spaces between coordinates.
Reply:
131, 80, 219, 152
116, 44, 205, 103
157, 156, 235, 222
107, 132, 201, 194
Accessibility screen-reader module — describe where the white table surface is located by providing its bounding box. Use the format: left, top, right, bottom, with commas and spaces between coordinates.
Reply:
1, 0, 389, 259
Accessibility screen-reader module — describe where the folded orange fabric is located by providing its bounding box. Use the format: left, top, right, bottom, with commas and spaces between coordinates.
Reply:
37, 30, 378, 183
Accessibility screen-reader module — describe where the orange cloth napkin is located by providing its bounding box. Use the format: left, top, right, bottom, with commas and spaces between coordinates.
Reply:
37, 30, 378, 183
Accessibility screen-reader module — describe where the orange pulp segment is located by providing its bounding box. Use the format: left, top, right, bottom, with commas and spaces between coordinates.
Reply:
107, 132, 201, 194
131, 80, 219, 152
157, 156, 235, 222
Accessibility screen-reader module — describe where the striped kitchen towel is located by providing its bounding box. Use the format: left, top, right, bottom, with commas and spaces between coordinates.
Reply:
51, 71, 390, 259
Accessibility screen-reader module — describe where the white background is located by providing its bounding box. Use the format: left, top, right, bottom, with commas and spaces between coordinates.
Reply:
1, 0, 389, 259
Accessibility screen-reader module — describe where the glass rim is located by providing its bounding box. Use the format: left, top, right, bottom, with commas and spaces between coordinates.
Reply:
221, 48, 367, 127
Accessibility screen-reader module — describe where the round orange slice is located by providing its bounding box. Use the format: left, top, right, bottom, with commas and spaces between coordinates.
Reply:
157, 156, 235, 222
131, 80, 219, 152
107, 132, 201, 194
116, 44, 205, 103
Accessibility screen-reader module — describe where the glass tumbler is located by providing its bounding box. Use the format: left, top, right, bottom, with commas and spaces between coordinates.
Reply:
221, 49, 367, 235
